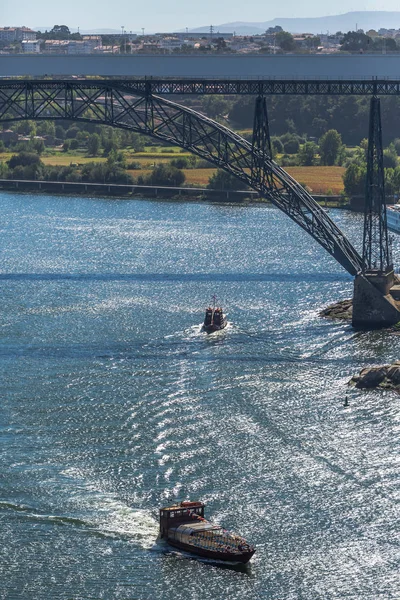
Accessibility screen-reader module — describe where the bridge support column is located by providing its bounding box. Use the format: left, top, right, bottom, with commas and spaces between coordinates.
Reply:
352, 96, 400, 328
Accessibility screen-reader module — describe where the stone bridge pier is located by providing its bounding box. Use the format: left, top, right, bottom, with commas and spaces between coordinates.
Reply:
353, 271, 400, 328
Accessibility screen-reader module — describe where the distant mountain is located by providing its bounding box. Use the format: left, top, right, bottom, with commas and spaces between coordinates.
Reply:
190, 11, 400, 35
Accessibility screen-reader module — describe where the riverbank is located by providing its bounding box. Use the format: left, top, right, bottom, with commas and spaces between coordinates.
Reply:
0, 178, 347, 205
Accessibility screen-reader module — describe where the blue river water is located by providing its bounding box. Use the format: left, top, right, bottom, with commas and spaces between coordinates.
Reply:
0, 192, 399, 600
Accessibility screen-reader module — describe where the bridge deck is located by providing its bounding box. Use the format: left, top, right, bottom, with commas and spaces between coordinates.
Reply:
2, 77, 400, 96
2, 54, 400, 90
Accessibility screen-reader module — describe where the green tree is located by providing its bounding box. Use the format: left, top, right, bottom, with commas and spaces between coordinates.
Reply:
103, 137, 119, 156
373, 37, 397, 52
265, 26, 283, 34
51, 25, 71, 35
340, 31, 372, 52
311, 117, 328, 138
15, 120, 36, 136
283, 137, 300, 154
144, 164, 185, 186
55, 125, 66, 140
275, 31, 296, 51
201, 96, 229, 119
391, 166, 400, 193
383, 148, 398, 169
36, 121, 56, 136
170, 157, 189, 169
272, 138, 283, 154
343, 163, 366, 196
304, 36, 321, 49
319, 129, 343, 165
8, 152, 43, 169
32, 138, 45, 155
215, 37, 227, 51
7, 152, 44, 180
66, 126, 80, 139
208, 169, 248, 191
0, 161, 9, 178
131, 133, 145, 152
393, 138, 400, 156
87, 133, 101, 157
298, 142, 317, 166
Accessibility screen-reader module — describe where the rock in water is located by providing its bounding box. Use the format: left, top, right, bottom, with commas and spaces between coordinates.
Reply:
349, 360, 400, 391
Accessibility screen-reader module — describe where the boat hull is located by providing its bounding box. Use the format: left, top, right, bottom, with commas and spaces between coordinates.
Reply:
202, 321, 227, 333
387, 207, 400, 234
166, 537, 255, 564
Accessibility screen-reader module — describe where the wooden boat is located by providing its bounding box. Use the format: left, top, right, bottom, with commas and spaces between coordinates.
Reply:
159, 501, 255, 563
203, 295, 227, 333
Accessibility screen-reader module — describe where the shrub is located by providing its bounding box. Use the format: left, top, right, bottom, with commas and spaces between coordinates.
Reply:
281, 155, 299, 167
383, 149, 398, 169
208, 169, 248, 190
65, 127, 80, 139
393, 138, 400, 156
144, 164, 185, 186
283, 138, 300, 154
170, 157, 188, 169
8, 152, 43, 169
272, 138, 283, 154
319, 129, 342, 166
298, 142, 317, 166
196, 159, 213, 168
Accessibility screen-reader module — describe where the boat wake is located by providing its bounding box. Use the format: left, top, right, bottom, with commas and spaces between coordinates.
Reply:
183, 321, 233, 338
0, 497, 158, 549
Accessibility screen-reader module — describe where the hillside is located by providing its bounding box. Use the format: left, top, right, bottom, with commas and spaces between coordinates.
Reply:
191, 11, 400, 35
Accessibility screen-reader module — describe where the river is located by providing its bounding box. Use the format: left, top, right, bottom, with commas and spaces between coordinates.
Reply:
0, 192, 399, 600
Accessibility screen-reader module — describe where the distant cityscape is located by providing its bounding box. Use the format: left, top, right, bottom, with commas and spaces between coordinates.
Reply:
2, 23, 400, 55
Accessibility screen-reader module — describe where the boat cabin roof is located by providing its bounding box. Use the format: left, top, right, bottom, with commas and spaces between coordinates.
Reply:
171, 522, 221, 534
160, 501, 204, 513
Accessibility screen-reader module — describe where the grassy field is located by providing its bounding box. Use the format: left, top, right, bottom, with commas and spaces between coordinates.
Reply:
182, 166, 345, 193
42, 155, 105, 166
183, 169, 216, 186
286, 166, 345, 194
127, 166, 345, 194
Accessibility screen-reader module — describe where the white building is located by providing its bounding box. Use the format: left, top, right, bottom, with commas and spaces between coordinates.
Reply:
21, 39, 41, 53
82, 35, 102, 51
0, 28, 18, 42
159, 37, 196, 51
0, 27, 36, 42
43, 40, 69, 54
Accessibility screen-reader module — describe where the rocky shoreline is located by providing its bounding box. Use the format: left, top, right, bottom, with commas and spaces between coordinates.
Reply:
319, 299, 352, 320
349, 360, 400, 391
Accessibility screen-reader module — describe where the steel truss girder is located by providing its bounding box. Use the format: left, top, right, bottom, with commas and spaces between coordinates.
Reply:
2, 79, 400, 96
251, 96, 273, 190
0, 81, 363, 275
362, 96, 392, 272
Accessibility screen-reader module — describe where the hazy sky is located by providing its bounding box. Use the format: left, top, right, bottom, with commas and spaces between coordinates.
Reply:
2, 0, 400, 31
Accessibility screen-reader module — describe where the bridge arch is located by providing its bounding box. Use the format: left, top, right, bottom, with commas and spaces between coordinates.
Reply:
0, 80, 363, 275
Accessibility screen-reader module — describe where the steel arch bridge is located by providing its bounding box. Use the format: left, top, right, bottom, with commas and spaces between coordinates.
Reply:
0, 80, 363, 275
